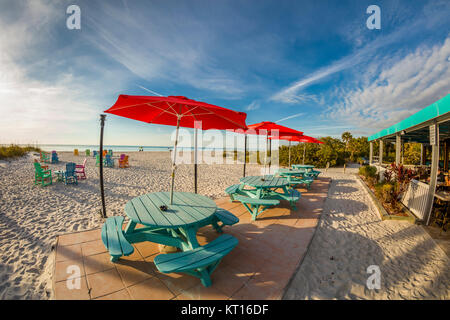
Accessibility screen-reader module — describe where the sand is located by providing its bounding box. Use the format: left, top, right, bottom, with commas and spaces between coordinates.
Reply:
1, 153, 449, 300
0, 151, 262, 299
284, 170, 450, 300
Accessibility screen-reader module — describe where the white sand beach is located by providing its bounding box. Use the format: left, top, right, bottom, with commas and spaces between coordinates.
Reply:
0, 151, 262, 299
1, 152, 449, 299
285, 170, 450, 300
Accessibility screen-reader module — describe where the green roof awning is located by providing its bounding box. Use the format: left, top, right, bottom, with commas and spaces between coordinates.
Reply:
368, 94, 450, 141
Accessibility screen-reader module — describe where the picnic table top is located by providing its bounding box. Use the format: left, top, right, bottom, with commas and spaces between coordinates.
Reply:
276, 168, 305, 176
124, 192, 217, 228
292, 164, 315, 169
240, 175, 289, 188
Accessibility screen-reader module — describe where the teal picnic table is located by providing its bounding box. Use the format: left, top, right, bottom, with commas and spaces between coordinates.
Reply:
101, 191, 240, 287
275, 168, 314, 189
291, 164, 320, 179
235, 175, 301, 219
291, 164, 315, 171
123, 192, 218, 252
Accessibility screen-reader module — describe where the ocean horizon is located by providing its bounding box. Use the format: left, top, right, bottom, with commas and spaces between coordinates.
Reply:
15, 144, 263, 152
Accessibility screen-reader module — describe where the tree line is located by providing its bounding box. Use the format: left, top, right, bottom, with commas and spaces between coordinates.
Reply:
278, 132, 422, 168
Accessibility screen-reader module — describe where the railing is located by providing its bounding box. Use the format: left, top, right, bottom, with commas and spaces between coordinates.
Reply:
401, 179, 430, 220
373, 164, 387, 182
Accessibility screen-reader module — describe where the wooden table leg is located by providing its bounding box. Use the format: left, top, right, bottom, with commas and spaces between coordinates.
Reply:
180, 226, 201, 250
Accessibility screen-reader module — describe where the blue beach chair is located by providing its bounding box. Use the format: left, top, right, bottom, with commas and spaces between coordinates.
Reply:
64, 162, 78, 185
51, 151, 59, 164
104, 154, 114, 168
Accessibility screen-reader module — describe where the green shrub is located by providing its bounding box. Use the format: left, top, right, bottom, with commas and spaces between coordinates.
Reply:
0, 144, 41, 160
374, 181, 400, 205
359, 165, 377, 178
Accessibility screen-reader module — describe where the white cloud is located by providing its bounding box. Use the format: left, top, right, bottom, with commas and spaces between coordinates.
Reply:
245, 101, 260, 111
83, 2, 245, 97
0, 1, 110, 144
270, 1, 450, 104
275, 112, 305, 123
326, 37, 450, 134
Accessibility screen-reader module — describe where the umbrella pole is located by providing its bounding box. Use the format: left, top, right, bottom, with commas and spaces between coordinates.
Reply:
243, 134, 247, 177
268, 137, 272, 174
288, 140, 291, 167
264, 133, 268, 177
99, 114, 107, 218
303, 143, 306, 165
194, 127, 198, 194
170, 117, 181, 205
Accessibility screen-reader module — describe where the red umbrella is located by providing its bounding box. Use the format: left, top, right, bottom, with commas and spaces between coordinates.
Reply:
270, 134, 324, 166
232, 121, 303, 176
105, 95, 247, 204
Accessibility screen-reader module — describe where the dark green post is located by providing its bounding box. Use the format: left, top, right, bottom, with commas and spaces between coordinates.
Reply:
99, 114, 107, 218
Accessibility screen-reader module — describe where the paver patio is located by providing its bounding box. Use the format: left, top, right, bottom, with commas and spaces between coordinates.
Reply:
52, 177, 331, 300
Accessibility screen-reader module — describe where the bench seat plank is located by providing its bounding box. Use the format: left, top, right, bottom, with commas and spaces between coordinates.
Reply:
214, 208, 239, 226
101, 216, 134, 262
154, 234, 238, 287
225, 184, 241, 195
233, 195, 279, 206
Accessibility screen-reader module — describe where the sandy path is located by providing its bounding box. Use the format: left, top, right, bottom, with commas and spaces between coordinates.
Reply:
0, 151, 262, 299
284, 172, 450, 299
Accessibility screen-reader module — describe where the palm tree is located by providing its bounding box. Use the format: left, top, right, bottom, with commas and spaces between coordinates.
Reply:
341, 131, 353, 151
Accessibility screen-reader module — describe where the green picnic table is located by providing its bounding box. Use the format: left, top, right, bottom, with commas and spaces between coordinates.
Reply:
123, 191, 218, 251
275, 168, 314, 189
233, 175, 301, 220
291, 164, 321, 179
101, 191, 240, 287
291, 164, 315, 171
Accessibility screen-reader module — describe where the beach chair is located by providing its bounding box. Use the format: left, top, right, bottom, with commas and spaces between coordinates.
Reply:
118, 155, 129, 168
64, 162, 78, 185
75, 158, 87, 180
51, 151, 59, 164
74, 149, 79, 156
95, 154, 100, 167
93, 150, 98, 158
40, 152, 50, 163
108, 149, 113, 156
85, 149, 90, 156
34, 161, 52, 186
102, 150, 108, 157
104, 154, 114, 168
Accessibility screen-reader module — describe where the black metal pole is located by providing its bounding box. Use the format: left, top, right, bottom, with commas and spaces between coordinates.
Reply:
243, 134, 247, 177
99, 114, 107, 218
268, 137, 272, 173
194, 128, 198, 194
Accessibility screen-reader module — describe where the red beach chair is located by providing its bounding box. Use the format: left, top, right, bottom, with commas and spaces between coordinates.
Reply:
75, 158, 87, 180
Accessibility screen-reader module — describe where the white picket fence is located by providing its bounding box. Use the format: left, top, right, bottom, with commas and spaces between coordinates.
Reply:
401, 179, 430, 220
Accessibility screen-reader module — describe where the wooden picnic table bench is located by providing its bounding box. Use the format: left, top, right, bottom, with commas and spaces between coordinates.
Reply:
225, 175, 301, 220
154, 234, 238, 287
275, 168, 314, 189
101, 191, 240, 287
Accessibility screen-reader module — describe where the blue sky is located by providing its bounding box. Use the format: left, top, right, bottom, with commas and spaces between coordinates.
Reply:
0, 0, 449, 147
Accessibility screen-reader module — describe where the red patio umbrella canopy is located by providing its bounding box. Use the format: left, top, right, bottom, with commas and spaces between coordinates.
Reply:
104, 95, 248, 204
270, 134, 323, 166
104, 95, 248, 130
244, 121, 303, 136
270, 135, 324, 144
